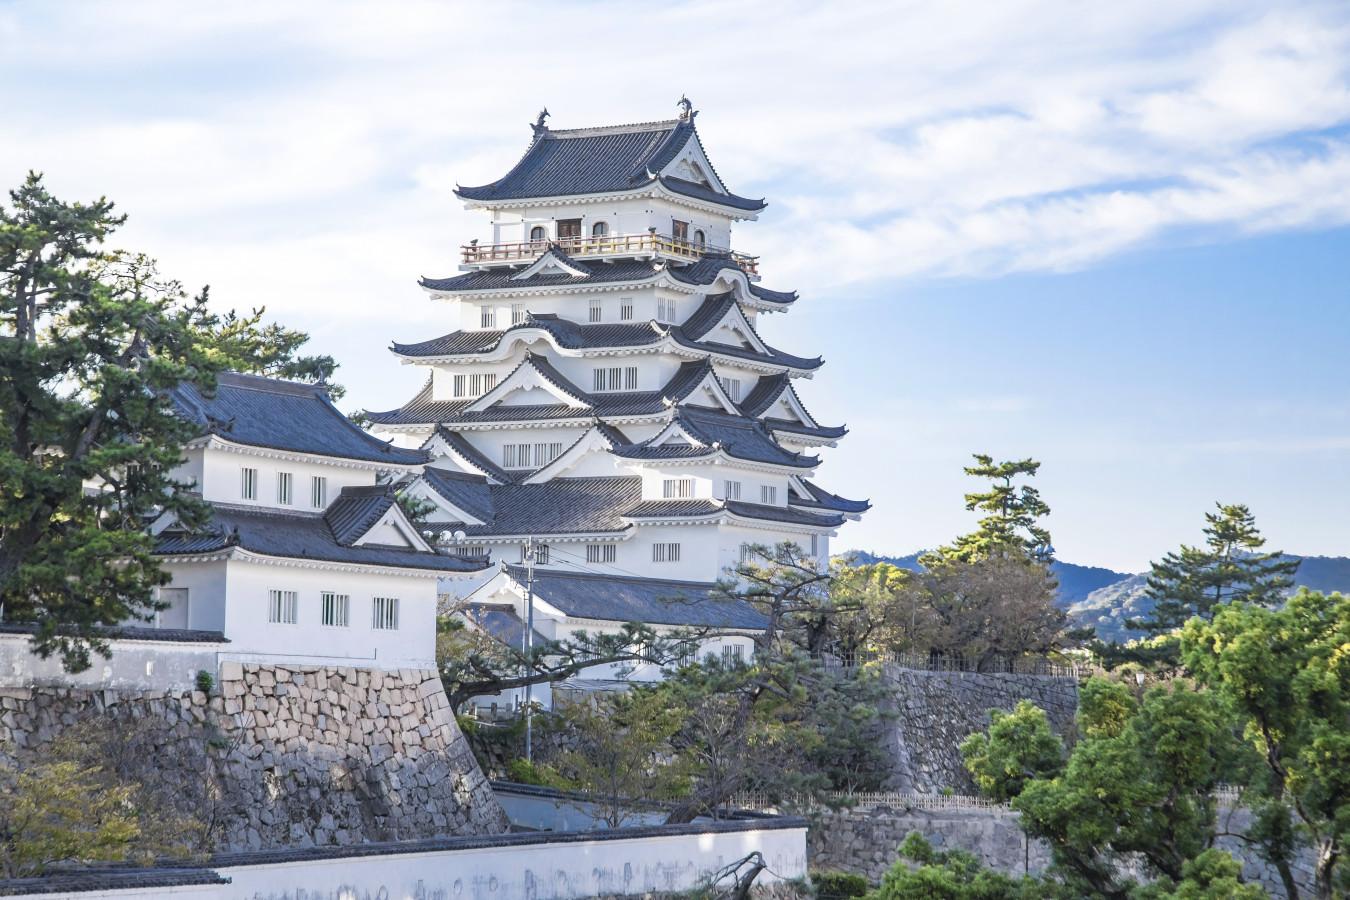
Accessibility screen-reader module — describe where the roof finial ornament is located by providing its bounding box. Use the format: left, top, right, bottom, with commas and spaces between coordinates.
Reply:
531, 107, 550, 137
677, 95, 694, 120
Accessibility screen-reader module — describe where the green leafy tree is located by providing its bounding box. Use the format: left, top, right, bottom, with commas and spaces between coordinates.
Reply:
546, 690, 692, 828
1128, 503, 1298, 637
1134, 850, 1267, 900
870, 832, 1054, 899
0, 173, 335, 670
962, 678, 1253, 898
961, 699, 1065, 802
0, 756, 140, 878
926, 454, 1053, 566
1182, 590, 1350, 900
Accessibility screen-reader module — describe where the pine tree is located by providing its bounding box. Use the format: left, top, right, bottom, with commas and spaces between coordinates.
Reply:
1129, 503, 1298, 635
925, 454, 1053, 566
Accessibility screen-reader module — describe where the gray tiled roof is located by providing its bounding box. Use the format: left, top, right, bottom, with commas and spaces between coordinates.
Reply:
622, 499, 846, 528
739, 375, 845, 438
420, 465, 497, 521
324, 485, 399, 546
794, 481, 871, 515
425, 425, 515, 482
0, 623, 227, 644
425, 476, 644, 537
390, 303, 820, 371
0, 867, 228, 895
169, 372, 426, 466
613, 407, 820, 469
464, 603, 550, 650
367, 360, 715, 427
155, 503, 487, 573
420, 253, 795, 306
501, 565, 768, 629
453, 118, 765, 212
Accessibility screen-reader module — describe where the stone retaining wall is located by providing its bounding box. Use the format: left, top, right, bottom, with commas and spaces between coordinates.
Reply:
809, 806, 1051, 882
882, 666, 1079, 793
0, 663, 507, 851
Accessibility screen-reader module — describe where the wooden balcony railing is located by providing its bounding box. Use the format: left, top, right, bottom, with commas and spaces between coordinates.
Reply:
461, 232, 759, 276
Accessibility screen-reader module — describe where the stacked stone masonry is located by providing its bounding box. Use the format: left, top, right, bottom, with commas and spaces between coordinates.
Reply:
0, 663, 507, 851
881, 666, 1079, 794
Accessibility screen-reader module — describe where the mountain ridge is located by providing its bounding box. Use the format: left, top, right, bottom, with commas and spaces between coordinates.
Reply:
841, 550, 1350, 642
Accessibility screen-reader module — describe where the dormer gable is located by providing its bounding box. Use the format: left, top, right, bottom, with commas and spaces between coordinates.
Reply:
325, 485, 433, 551
403, 468, 494, 526
466, 353, 592, 412
522, 422, 629, 484
667, 364, 741, 414
654, 128, 728, 195
510, 247, 590, 281
681, 292, 771, 355
421, 427, 511, 484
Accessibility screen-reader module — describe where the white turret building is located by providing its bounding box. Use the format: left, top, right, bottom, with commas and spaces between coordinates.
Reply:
370, 104, 868, 608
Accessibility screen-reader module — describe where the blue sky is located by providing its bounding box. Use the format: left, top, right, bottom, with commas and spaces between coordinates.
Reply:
2, 1, 1348, 570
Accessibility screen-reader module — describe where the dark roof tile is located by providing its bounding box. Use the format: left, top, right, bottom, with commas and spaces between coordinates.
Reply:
155, 504, 485, 573
170, 372, 426, 465
501, 565, 767, 629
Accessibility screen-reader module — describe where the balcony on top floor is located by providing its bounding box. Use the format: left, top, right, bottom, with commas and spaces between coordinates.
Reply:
460, 231, 759, 278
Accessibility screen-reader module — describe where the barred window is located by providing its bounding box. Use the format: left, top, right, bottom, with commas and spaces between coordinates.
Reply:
586, 544, 616, 564
453, 545, 486, 557
592, 366, 638, 392
722, 480, 742, 500
311, 476, 327, 508
620, 298, 634, 321
761, 485, 778, 505
662, 478, 694, 499
722, 377, 742, 402
480, 305, 497, 329
268, 590, 298, 625
321, 592, 350, 627
522, 543, 549, 565
276, 471, 293, 505
721, 644, 745, 665
512, 303, 526, 325
589, 298, 602, 323
372, 597, 400, 630
241, 467, 258, 500
652, 542, 681, 563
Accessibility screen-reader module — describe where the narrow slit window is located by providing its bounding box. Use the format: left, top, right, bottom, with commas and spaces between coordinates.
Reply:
241, 467, 258, 500
277, 471, 293, 505
311, 476, 327, 508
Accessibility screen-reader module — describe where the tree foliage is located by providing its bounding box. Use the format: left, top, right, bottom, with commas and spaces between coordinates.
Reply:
870, 831, 1053, 899
962, 678, 1254, 898
926, 454, 1053, 566
1129, 503, 1298, 637
0, 173, 335, 669
1182, 590, 1350, 900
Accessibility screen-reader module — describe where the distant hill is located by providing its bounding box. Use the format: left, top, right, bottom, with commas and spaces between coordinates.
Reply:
840, 550, 1350, 642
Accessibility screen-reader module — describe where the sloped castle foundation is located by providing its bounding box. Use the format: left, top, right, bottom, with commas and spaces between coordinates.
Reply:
0, 663, 507, 850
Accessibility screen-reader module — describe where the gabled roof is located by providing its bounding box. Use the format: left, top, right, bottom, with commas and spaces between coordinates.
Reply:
367, 360, 715, 428
612, 407, 820, 470
419, 253, 796, 306
154, 503, 486, 573
421, 425, 515, 483
424, 476, 644, 538
169, 372, 426, 466
739, 374, 844, 438
419, 466, 497, 522
324, 485, 399, 546
499, 565, 769, 630
454, 116, 765, 212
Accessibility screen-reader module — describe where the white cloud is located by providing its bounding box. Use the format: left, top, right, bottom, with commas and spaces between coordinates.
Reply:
1, 0, 1348, 333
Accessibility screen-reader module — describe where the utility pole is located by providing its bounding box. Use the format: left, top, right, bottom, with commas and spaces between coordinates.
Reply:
522, 535, 537, 763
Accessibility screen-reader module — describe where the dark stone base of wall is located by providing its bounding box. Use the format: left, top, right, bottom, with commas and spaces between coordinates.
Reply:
0, 664, 507, 851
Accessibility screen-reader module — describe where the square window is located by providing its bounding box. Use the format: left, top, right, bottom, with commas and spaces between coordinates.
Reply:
321, 592, 350, 627
268, 590, 298, 625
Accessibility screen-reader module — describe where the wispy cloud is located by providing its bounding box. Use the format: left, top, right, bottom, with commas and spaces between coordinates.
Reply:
1, 1, 1348, 312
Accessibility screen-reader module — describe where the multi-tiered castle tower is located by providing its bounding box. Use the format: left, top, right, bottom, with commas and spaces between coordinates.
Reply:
370, 101, 867, 592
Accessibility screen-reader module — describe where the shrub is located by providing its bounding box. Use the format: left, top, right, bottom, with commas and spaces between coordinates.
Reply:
195, 670, 215, 695
812, 870, 868, 899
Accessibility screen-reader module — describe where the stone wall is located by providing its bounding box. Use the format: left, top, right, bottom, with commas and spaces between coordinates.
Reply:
0, 663, 508, 851
809, 805, 1051, 882
881, 666, 1079, 793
